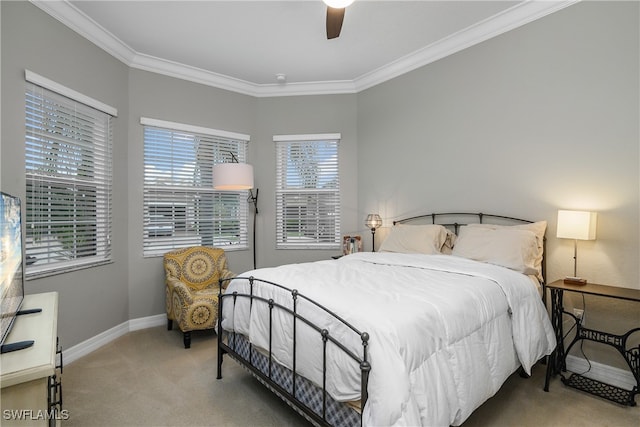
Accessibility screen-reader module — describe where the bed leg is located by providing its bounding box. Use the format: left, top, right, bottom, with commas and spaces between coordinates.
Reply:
217, 279, 225, 380
217, 330, 226, 380
217, 345, 223, 379
518, 366, 530, 378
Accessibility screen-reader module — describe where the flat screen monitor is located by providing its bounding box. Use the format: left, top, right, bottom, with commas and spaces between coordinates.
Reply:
0, 192, 25, 348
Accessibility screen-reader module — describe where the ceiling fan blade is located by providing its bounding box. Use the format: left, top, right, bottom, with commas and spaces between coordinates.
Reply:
326, 7, 345, 39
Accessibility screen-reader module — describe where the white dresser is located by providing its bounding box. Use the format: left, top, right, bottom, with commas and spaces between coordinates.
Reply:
1, 292, 63, 426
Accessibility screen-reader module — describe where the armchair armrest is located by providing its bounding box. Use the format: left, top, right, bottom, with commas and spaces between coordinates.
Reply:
219, 270, 235, 290
166, 277, 194, 305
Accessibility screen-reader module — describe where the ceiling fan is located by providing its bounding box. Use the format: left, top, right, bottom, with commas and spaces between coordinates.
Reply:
324, 0, 355, 39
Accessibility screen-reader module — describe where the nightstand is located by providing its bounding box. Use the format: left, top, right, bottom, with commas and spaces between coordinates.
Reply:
543, 279, 640, 406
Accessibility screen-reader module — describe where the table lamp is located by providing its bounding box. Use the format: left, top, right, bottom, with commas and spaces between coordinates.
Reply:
556, 210, 597, 285
364, 214, 382, 252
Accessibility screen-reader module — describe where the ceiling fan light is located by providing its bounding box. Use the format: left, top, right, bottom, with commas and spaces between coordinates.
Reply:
323, 0, 354, 9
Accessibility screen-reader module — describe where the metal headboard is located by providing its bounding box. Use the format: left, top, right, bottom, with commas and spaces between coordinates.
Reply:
393, 212, 547, 286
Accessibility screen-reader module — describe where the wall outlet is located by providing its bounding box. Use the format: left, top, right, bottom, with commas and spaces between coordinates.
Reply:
573, 308, 585, 323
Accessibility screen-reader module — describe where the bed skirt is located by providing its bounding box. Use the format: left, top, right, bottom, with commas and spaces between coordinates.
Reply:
222, 332, 361, 426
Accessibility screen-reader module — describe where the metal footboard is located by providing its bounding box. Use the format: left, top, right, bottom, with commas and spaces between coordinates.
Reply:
216, 276, 370, 427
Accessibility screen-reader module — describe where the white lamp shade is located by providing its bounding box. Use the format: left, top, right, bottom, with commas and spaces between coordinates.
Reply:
212, 163, 254, 190
323, 0, 355, 8
557, 210, 597, 240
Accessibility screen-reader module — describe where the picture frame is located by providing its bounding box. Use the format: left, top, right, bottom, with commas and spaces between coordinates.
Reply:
342, 234, 362, 255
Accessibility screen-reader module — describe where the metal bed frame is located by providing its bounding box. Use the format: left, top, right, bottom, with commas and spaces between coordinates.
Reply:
216, 276, 369, 426
216, 212, 546, 426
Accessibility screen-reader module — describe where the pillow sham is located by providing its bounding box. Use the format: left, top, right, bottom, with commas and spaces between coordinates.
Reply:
466, 221, 546, 280
451, 226, 539, 275
379, 224, 450, 255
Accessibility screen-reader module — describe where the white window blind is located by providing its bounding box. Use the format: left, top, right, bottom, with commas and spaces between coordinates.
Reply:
25, 81, 114, 278
142, 119, 250, 256
275, 134, 341, 249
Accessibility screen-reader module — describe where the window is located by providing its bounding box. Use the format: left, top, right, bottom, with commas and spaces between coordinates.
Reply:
142, 118, 250, 256
275, 134, 341, 249
25, 71, 116, 277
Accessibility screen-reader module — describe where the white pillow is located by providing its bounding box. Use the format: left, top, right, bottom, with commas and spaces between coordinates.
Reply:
379, 224, 450, 255
452, 226, 539, 275
466, 221, 546, 280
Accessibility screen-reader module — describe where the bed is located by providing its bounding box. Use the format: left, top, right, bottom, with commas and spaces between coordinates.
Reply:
216, 212, 556, 426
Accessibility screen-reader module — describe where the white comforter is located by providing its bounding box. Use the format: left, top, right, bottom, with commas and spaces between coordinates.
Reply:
221, 252, 556, 426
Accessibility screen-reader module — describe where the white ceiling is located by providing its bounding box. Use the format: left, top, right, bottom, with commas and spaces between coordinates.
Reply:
32, 0, 577, 97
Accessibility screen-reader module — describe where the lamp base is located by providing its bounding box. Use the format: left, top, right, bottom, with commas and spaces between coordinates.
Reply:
564, 277, 587, 285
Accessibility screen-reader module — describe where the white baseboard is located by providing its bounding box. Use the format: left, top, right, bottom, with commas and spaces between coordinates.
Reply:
63, 314, 166, 365
129, 313, 166, 331
565, 355, 636, 390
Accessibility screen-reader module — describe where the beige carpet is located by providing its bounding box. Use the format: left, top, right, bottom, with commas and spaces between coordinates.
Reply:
62, 326, 639, 426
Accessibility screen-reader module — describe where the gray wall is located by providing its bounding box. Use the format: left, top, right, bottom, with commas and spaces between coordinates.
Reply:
358, 1, 638, 290
0, 1, 360, 342
1, 1, 638, 372
254, 95, 359, 268
356, 1, 639, 367
125, 73, 359, 320
126, 69, 257, 320
1, 1, 131, 345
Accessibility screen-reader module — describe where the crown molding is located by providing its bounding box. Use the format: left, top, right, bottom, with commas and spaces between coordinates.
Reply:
354, 0, 580, 92
129, 52, 261, 97
254, 80, 358, 97
30, 0, 579, 98
30, 0, 136, 65
130, 52, 358, 98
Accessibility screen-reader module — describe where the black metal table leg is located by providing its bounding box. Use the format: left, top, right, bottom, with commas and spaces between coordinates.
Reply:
544, 288, 565, 391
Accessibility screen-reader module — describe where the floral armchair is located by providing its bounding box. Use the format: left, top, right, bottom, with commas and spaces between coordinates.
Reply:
164, 246, 235, 348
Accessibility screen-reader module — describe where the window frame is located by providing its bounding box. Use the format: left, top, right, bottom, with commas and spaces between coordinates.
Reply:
274, 133, 341, 250
141, 117, 251, 257
24, 70, 117, 279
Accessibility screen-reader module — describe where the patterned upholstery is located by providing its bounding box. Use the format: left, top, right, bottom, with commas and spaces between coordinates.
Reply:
164, 246, 234, 348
